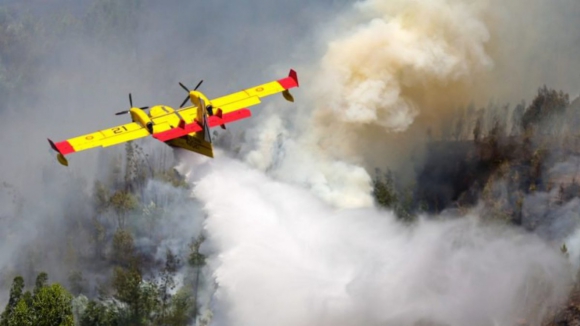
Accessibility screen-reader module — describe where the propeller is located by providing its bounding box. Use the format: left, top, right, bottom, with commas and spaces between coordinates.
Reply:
178, 80, 204, 108
115, 93, 149, 115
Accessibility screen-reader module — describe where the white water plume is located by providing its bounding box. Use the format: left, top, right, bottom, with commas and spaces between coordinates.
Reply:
178, 156, 573, 326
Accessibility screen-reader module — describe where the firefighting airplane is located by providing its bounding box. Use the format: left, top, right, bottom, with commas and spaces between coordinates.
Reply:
48, 69, 299, 166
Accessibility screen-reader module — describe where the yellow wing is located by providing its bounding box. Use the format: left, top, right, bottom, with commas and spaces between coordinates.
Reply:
49, 122, 149, 158
209, 69, 299, 114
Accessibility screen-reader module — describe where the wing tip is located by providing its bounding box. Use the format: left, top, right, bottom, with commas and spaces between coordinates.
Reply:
48, 138, 69, 166
289, 69, 299, 87
47, 138, 59, 152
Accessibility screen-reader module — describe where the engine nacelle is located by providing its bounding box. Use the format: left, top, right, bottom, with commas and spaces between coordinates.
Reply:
189, 90, 211, 109
130, 108, 154, 133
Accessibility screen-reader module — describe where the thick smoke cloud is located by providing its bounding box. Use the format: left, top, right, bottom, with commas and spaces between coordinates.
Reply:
240, 0, 580, 204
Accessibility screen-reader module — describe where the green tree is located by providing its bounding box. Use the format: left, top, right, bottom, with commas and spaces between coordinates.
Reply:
93, 180, 110, 214
521, 86, 570, 132
166, 288, 195, 326
561, 243, 569, 258
0, 276, 25, 325
112, 267, 159, 325
372, 169, 399, 210
8, 299, 32, 326
80, 300, 129, 326
92, 216, 107, 259
32, 284, 74, 326
34, 272, 48, 296
2, 274, 74, 326
109, 190, 137, 228
188, 235, 206, 321
157, 249, 180, 324
111, 229, 137, 267
112, 267, 142, 324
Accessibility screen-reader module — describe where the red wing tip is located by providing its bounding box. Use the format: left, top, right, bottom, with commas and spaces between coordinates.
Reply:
47, 138, 59, 152
48, 139, 75, 155
289, 69, 299, 87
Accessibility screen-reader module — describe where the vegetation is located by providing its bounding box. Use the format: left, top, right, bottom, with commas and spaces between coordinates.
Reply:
0, 137, 204, 325
0, 273, 74, 326
369, 86, 580, 324
372, 86, 580, 224
0, 4, 206, 323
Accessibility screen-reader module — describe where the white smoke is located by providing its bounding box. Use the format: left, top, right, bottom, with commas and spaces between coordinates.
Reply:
242, 113, 374, 208
180, 156, 573, 326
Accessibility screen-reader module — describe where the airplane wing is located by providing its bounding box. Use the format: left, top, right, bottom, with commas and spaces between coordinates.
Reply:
48, 122, 149, 165
209, 69, 299, 114
151, 70, 299, 142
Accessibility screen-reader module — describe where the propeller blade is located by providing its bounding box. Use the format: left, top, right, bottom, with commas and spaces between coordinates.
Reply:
180, 95, 189, 108
203, 115, 212, 143
199, 97, 205, 110
129, 93, 133, 108
115, 110, 129, 115
179, 82, 190, 92
194, 80, 203, 91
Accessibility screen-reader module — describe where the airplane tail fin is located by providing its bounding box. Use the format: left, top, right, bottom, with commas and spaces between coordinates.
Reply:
203, 115, 212, 143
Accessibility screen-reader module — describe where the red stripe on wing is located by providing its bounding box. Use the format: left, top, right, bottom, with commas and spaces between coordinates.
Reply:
153, 121, 203, 142
153, 109, 252, 142
55, 141, 75, 155
208, 108, 251, 127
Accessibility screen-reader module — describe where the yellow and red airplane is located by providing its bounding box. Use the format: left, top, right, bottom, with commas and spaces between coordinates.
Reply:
48, 69, 299, 166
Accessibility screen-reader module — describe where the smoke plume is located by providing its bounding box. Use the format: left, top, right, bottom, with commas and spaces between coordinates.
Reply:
240, 0, 580, 202
182, 156, 573, 326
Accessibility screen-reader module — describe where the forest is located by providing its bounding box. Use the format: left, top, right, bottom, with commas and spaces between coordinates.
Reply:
1, 0, 580, 325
